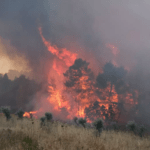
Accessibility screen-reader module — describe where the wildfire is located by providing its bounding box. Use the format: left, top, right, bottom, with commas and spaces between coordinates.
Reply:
23, 111, 38, 118
22, 28, 138, 123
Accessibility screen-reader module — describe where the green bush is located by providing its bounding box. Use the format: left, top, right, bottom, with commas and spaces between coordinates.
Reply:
45, 112, 53, 121
138, 125, 146, 137
16, 108, 25, 119
93, 118, 104, 136
0, 106, 11, 121
78, 118, 86, 128
126, 121, 137, 133
40, 117, 46, 126
73, 116, 78, 125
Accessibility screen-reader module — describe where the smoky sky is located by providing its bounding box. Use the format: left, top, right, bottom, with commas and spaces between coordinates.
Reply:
0, 0, 150, 83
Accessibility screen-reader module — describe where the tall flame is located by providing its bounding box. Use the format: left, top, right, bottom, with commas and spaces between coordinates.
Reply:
23, 27, 138, 123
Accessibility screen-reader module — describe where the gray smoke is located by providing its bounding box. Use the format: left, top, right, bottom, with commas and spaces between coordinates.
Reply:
0, 0, 150, 74
1, 0, 150, 124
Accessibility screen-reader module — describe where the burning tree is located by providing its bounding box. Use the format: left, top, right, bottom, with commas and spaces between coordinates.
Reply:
64, 58, 138, 123
64, 58, 95, 118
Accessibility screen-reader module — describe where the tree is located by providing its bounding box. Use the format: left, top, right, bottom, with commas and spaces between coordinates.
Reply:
126, 121, 137, 134
45, 112, 53, 121
73, 116, 78, 125
64, 58, 94, 117
96, 62, 127, 101
40, 117, 46, 127
78, 118, 87, 128
0, 106, 11, 121
93, 118, 104, 136
16, 108, 25, 119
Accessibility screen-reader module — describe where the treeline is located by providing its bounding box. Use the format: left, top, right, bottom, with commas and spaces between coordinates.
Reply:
0, 74, 42, 113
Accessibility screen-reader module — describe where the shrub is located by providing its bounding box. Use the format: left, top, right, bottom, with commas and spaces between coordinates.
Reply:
78, 118, 86, 128
45, 112, 53, 121
73, 116, 78, 125
93, 118, 104, 136
138, 125, 146, 137
0, 106, 11, 120
126, 121, 137, 133
40, 117, 46, 126
16, 108, 25, 119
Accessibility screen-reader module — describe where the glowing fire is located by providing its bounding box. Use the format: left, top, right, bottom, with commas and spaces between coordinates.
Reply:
23, 27, 138, 123
23, 111, 38, 118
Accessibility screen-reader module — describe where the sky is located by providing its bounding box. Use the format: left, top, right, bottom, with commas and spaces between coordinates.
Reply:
0, 0, 150, 83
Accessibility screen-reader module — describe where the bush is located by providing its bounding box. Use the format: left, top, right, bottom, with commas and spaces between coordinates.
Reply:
40, 117, 46, 126
138, 125, 146, 137
78, 118, 86, 128
93, 118, 104, 136
45, 112, 53, 121
73, 116, 78, 125
0, 106, 11, 120
126, 121, 137, 133
16, 108, 25, 119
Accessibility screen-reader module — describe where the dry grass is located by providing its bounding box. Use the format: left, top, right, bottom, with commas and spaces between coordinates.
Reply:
0, 115, 150, 150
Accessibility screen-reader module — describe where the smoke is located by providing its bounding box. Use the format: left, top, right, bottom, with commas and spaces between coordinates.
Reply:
0, 0, 149, 74
1, 0, 150, 124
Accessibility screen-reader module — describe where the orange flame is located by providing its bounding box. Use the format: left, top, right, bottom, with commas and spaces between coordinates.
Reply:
23, 111, 38, 118
30, 27, 139, 123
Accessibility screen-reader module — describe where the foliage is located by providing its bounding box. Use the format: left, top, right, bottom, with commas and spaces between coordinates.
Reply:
78, 118, 87, 128
138, 125, 146, 137
73, 117, 78, 125
126, 121, 137, 133
16, 108, 25, 119
40, 117, 46, 126
93, 118, 104, 136
0, 106, 11, 120
45, 112, 53, 121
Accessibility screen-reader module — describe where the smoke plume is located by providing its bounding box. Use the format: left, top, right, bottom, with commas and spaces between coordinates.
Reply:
0, 0, 150, 125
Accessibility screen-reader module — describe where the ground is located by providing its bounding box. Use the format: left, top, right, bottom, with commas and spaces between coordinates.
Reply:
0, 114, 150, 150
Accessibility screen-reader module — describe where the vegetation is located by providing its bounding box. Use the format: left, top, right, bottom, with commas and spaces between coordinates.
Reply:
0, 106, 11, 120
40, 117, 46, 127
78, 118, 87, 128
45, 112, 53, 121
93, 118, 104, 136
138, 125, 146, 137
0, 74, 42, 113
73, 116, 78, 125
0, 114, 150, 150
16, 108, 25, 119
126, 121, 137, 134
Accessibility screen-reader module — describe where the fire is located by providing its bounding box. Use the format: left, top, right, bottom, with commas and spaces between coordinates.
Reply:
23, 111, 38, 118
23, 27, 138, 123
38, 27, 77, 67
